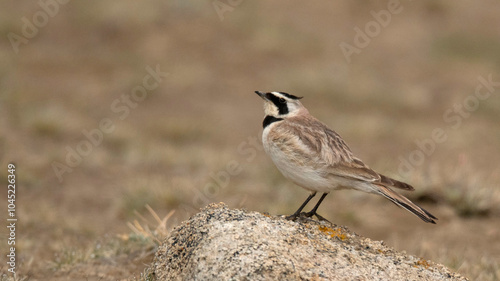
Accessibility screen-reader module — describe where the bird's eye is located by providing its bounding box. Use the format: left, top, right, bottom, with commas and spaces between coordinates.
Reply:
279, 98, 286, 103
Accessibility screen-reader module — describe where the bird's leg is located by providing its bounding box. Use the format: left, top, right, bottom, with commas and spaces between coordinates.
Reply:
304, 193, 329, 221
286, 192, 316, 220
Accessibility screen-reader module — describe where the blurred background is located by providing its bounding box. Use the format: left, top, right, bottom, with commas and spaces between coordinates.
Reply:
1, 1, 499, 280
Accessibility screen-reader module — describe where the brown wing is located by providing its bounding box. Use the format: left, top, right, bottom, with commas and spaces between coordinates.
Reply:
378, 173, 415, 191
282, 115, 356, 164
291, 116, 415, 191
337, 156, 415, 190
328, 158, 415, 191
280, 115, 414, 191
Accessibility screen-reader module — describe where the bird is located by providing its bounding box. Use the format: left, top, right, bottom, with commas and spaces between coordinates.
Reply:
254, 91, 437, 224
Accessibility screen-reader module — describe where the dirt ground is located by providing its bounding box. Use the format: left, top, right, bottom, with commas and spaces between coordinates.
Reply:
1, 1, 499, 280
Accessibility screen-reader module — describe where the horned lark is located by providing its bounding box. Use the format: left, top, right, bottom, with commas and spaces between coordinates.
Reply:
255, 91, 437, 223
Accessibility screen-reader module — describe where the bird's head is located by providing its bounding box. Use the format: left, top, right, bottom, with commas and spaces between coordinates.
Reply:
254, 91, 306, 118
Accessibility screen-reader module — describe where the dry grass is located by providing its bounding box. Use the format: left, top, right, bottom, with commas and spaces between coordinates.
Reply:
41, 205, 173, 280
1, 0, 499, 280
126, 205, 175, 246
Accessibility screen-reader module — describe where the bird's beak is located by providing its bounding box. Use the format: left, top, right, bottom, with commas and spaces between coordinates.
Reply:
255, 91, 268, 101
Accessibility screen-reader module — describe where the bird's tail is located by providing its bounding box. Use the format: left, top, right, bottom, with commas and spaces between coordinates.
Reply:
376, 184, 438, 224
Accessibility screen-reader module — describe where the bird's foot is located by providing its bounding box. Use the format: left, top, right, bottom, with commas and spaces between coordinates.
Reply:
286, 211, 330, 223
285, 212, 300, 221
303, 211, 329, 222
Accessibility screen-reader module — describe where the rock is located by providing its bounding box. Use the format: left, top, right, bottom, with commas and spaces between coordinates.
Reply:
150, 203, 467, 281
